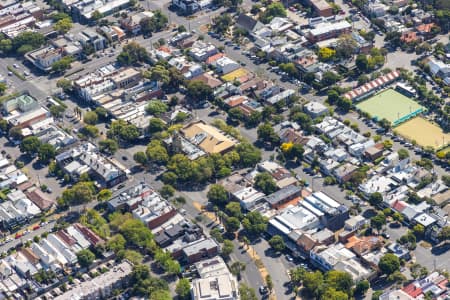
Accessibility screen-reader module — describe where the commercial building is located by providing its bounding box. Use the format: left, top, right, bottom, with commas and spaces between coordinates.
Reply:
180, 121, 237, 155
55, 142, 127, 188
307, 20, 351, 43
310, 243, 372, 280
54, 261, 133, 299
191, 256, 239, 300
25, 46, 63, 72
69, 0, 130, 22
131, 189, 177, 229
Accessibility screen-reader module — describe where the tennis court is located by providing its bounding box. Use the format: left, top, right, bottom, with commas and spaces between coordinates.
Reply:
396, 117, 450, 149
221, 68, 249, 82
356, 89, 425, 125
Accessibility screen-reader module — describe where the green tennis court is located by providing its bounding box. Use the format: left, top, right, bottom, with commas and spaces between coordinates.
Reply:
356, 89, 425, 125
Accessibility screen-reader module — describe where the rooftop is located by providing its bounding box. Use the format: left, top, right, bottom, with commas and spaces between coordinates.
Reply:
181, 121, 237, 154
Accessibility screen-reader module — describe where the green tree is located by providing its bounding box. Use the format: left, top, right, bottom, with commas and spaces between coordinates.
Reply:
207, 184, 228, 205
97, 189, 112, 201
38, 143, 56, 164
303, 271, 324, 298
225, 216, 240, 233
212, 13, 233, 34
323, 288, 348, 300
335, 34, 358, 59
257, 123, 279, 144
76, 249, 95, 268
356, 54, 369, 72
268, 235, 285, 252
91, 10, 103, 21
51, 12, 71, 22
326, 270, 354, 296
0, 82, 7, 95
0, 39, 12, 53
54, 18, 73, 33
438, 226, 450, 242
146, 100, 168, 116
0, 119, 8, 132
107, 233, 126, 253
147, 64, 170, 84
159, 184, 175, 198
239, 284, 257, 300
9, 126, 23, 140
230, 261, 246, 279
57, 78, 73, 92
133, 151, 148, 166
19, 136, 41, 155
80, 125, 99, 138
318, 47, 336, 61
254, 172, 277, 195
117, 42, 149, 65
98, 139, 118, 155
354, 280, 370, 296
108, 120, 140, 142
176, 278, 191, 299
279, 62, 299, 77
242, 211, 268, 235
150, 290, 171, 300
148, 118, 166, 134
321, 71, 341, 86
235, 143, 261, 167
398, 148, 409, 160
12, 31, 45, 54
83, 111, 98, 125
378, 253, 400, 275
186, 80, 213, 102
370, 213, 386, 233
222, 239, 234, 257
51, 56, 74, 73
368, 192, 383, 207
260, 2, 286, 23
266, 274, 274, 293
60, 181, 96, 206
49, 105, 65, 119
146, 140, 169, 165
225, 202, 242, 219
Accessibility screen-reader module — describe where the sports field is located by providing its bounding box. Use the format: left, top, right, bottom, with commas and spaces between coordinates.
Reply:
356, 89, 425, 125
395, 117, 450, 149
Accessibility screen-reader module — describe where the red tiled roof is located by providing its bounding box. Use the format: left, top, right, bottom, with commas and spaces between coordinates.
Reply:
191, 73, 222, 88
416, 23, 435, 33
226, 96, 247, 107
403, 283, 423, 298
74, 223, 104, 246
401, 31, 419, 43
25, 189, 55, 210
392, 200, 407, 212
206, 53, 225, 64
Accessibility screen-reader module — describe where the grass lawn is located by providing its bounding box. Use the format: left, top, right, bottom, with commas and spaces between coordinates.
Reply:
356, 89, 424, 124
395, 117, 450, 150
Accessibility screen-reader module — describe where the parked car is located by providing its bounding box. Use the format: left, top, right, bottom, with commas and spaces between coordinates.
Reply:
286, 254, 294, 262
259, 286, 269, 295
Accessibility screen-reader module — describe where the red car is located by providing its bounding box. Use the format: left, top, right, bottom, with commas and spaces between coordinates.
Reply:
15, 233, 22, 239
33, 225, 40, 230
